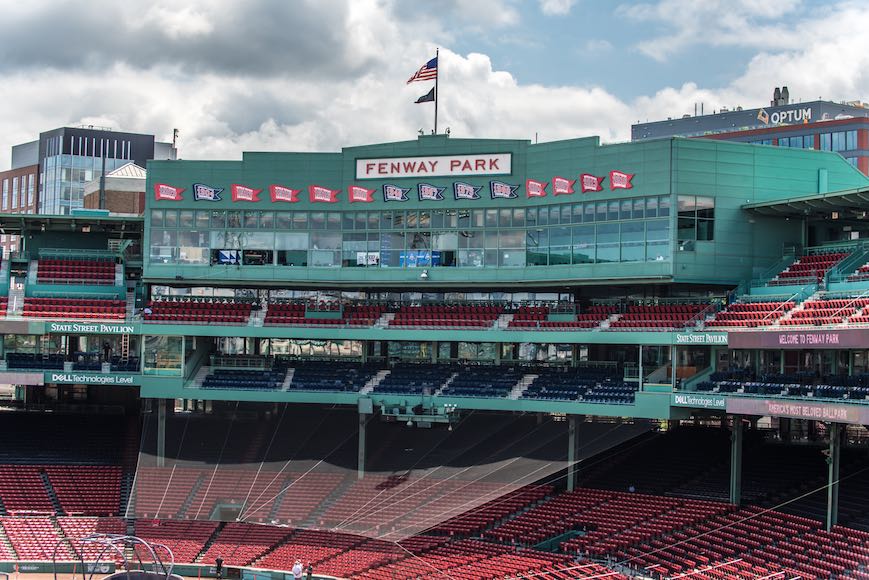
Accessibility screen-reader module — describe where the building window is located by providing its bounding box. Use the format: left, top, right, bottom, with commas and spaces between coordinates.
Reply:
677, 195, 714, 243
804, 135, 815, 149
846, 130, 858, 151
820, 133, 832, 151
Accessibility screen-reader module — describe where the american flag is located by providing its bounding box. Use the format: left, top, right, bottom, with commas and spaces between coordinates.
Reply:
407, 56, 438, 83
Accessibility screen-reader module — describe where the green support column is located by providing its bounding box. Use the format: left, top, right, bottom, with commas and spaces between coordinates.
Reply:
780, 350, 785, 374
638, 345, 644, 392
567, 415, 580, 491
358, 413, 369, 480
729, 415, 743, 506
670, 345, 678, 388
826, 422, 842, 531
157, 398, 167, 468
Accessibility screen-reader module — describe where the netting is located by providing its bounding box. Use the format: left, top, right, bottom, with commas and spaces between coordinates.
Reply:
129, 403, 650, 541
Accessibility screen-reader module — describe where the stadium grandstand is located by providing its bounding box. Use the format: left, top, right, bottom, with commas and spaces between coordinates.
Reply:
0, 134, 868, 578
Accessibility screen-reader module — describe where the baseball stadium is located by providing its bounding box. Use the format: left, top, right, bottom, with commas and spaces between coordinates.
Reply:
0, 133, 868, 579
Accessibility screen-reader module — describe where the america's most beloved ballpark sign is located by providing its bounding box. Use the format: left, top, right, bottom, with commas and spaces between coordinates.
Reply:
356, 154, 512, 179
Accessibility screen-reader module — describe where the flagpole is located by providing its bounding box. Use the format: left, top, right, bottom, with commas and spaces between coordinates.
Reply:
434, 48, 439, 134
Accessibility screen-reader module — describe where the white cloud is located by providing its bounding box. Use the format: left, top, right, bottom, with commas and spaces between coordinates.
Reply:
539, 0, 577, 16
619, 0, 805, 61
1, 1, 869, 173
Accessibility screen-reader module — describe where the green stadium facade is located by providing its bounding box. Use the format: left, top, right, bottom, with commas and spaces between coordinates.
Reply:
1, 133, 869, 528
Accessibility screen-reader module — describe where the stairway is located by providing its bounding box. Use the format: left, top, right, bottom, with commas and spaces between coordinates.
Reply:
433, 372, 459, 396
176, 473, 207, 519
495, 313, 514, 329
508, 373, 539, 400
359, 369, 390, 395
119, 470, 135, 517
114, 263, 124, 286
125, 288, 136, 319
0, 522, 17, 559
7, 283, 24, 316
375, 312, 395, 328
39, 470, 64, 515
193, 521, 226, 563
280, 368, 296, 391
187, 365, 212, 389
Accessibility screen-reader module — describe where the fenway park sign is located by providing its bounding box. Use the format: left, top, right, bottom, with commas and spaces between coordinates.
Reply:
356, 154, 512, 179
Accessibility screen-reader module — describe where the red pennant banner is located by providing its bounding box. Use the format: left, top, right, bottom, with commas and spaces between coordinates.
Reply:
154, 183, 184, 201
552, 176, 576, 195
270, 185, 300, 203
526, 179, 548, 198
580, 173, 604, 193
231, 184, 262, 202
609, 170, 634, 190
348, 185, 375, 203
309, 185, 340, 203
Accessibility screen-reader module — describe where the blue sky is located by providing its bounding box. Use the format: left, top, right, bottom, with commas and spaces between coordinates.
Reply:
0, 0, 868, 167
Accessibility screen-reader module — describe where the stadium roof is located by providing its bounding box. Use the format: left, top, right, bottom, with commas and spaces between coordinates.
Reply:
0, 212, 143, 236
741, 185, 869, 219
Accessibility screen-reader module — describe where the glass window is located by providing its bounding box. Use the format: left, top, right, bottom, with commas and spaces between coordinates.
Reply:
150, 210, 164, 227
846, 130, 858, 151
472, 210, 484, 228
310, 212, 325, 229
195, 211, 210, 229
620, 222, 644, 243
584, 203, 596, 222
243, 212, 258, 229
537, 207, 549, 226
485, 209, 498, 227
572, 225, 594, 263
804, 134, 815, 149
327, 212, 341, 230
179, 210, 194, 228
419, 211, 431, 228
211, 210, 226, 228
144, 336, 182, 376
260, 212, 274, 229
513, 208, 525, 228
832, 131, 847, 152
499, 230, 524, 248
820, 133, 832, 151
163, 210, 178, 228
607, 200, 620, 221
646, 219, 670, 242
658, 196, 671, 217
275, 232, 309, 250
596, 223, 619, 245
293, 212, 308, 229
457, 210, 470, 228
343, 212, 355, 230
431, 210, 444, 229
369, 212, 380, 229
633, 198, 645, 219
355, 212, 367, 230
441, 209, 455, 228
276, 212, 291, 229
572, 204, 583, 224
226, 211, 242, 228
596, 201, 607, 221
621, 199, 633, 220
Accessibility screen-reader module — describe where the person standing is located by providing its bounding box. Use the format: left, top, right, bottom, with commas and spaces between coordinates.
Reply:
291, 559, 303, 579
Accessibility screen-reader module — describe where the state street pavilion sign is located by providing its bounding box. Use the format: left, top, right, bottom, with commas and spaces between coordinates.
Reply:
356, 153, 512, 180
